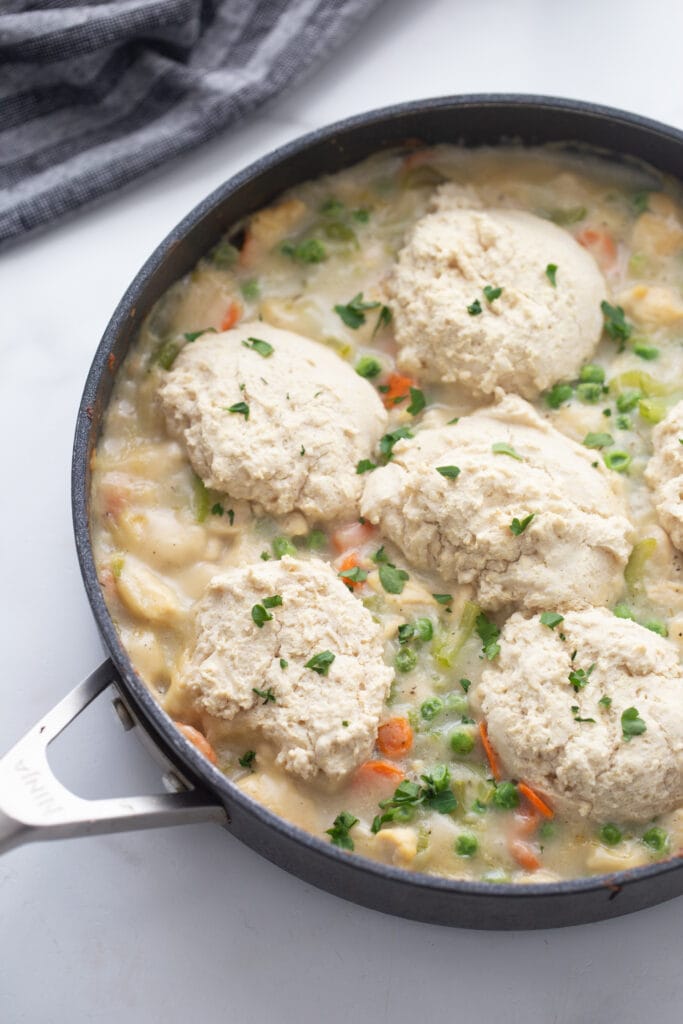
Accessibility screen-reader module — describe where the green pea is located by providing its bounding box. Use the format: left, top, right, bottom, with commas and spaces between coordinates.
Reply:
306, 529, 327, 550
642, 826, 668, 852
395, 647, 417, 673
616, 388, 641, 413
539, 821, 555, 840
444, 693, 468, 717
456, 833, 478, 857
420, 697, 443, 721
579, 363, 605, 384
414, 617, 434, 642
450, 730, 475, 755
576, 381, 603, 404
492, 782, 519, 809
272, 535, 296, 558
355, 355, 382, 379
599, 823, 623, 846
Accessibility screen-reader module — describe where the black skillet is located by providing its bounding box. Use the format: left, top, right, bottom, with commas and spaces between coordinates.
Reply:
2, 95, 683, 930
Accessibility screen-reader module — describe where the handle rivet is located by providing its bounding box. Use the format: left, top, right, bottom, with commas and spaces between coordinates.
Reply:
111, 697, 135, 732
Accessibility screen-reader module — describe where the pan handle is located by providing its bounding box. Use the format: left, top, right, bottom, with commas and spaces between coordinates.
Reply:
0, 660, 227, 855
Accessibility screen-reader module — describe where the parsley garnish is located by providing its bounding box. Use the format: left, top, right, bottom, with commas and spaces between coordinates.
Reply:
379, 563, 409, 594
475, 612, 500, 660
326, 811, 359, 850
334, 292, 381, 329
545, 263, 558, 287
510, 513, 535, 535
305, 651, 335, 676
263, 595, 282, 608
227, 401, 249, 419
242, 336, 274, 358
621, 706, 647, 738
281, 238, 326, 263
546, 382, 573, 409
436, 465, 460, 479
379, 425, 413, 461
460, 677, 471, 693
279, 658, 288, 669
406, 387, 426, 415
371, 767, 457, 833
601, 301, 633, 347
184, 327, 217, 342
238, 750, 256, 770
492, 441, 524, 461
598, 695, 612, 709
339, 566, 368, 585
227, 509, 235, 525
432, 593, 452, 605
571, 705, 596, 723
540, 612, 564, 630
252, 687, 276, 704
251, 603, 273, 628
483, 285, 503, 303
372, 305, 392, 336
356, 459, 377, 474
211, 503, 224, 516
467, 299, 482, 316
568, 663, 595, 692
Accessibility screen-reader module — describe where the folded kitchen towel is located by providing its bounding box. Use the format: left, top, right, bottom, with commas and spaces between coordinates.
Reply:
0, 0, 384, 248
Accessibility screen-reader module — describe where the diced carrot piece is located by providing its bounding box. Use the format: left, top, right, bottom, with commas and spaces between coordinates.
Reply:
479, 721, 502, 781
381, 371, 417, 409
175, 722, 218, 765
577, 227, 617, 271
377, 717, 413, 758
354, 760, 406, 785
331, 521, 375, 554
518, 781, 555, 820
509, 838, 541, 872
220, 300, 242, 331
336, 552, 365, 590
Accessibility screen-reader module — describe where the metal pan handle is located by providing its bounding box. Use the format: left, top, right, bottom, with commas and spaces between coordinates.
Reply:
0, 660, 227, 855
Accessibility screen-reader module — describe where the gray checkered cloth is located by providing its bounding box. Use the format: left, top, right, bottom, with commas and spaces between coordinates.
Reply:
0, 0, 384, 248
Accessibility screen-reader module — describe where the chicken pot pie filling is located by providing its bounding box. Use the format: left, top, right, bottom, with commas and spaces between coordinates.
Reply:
91, 144, 683, 883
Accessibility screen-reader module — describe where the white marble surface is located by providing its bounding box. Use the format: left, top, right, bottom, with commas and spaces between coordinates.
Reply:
3, 1, 683, 1020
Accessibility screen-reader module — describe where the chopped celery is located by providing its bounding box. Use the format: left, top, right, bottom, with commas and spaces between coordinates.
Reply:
192, 474, 210, 523
154, 338, 181, 371
272, 535, 297, 558
613, 603, 636, 620
546, 206, 587, 225
639, 397, 669, 424
444, 693, 469, 717
644, 619, 668, 637
432, 600, 480, 668
633, 341, 659, 361
416, 826, 431, 853
111, 554, 124, 578
609, 370, 670, 398
624, 537, 657, 595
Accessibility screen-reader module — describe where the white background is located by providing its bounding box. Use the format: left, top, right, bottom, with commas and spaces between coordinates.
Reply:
3, 1, 683, 1020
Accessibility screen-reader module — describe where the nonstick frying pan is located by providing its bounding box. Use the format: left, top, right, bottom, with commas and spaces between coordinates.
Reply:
2, 94, 683, 930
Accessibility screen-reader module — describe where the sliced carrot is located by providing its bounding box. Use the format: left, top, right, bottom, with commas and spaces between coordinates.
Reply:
518, 781, 554, 820
479, 721, 502, 781
354, 759, 406, 785
509, 838, 541, 872
175, 722, 218, 765
331, 520, 375, 554
377, 717, 413, 759
381, 371, 417, 409
577, 226, 617, 271
336, 552, 365, 590
220, 300, 242, 331
512, 810, 539, 838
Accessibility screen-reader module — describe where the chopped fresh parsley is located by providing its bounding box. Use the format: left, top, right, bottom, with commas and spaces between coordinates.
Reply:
184, 327, 217, 342
372, 546, 389, 564
279, 658, 288, 669
621, 706, 647, 738
252, 687, 276, 704
227, 401, 249, 419
545, 263, 558, 287
262, 595, 282, 608
305, 650, 336, 676
306, 529, 327, 550
281, 238, 327, 263
571, 705, 596, 723
398, 618, 433, 644
339, 565, 368, 585
460, 677, 472, 693
251, 603, 273, 628
432, 593, 452, 605
242, 336, 274, 358
379, 425, 413, 461
475, 612, 500, 660
355, 355, 382, 378
334, 292, 381, 329
510, 513, 535, 535
598, 695, 612, 709
467, 299, 482, 316
483, 285, 503, 303
372, 305, 393, 336
456, 833, 478, 857
491, 441, 524, 461
632, 190, 650, 214
272, 536, 296, 558
379, 562, 410, 594
238, 750, 256, 770
241, 278, 260, 301
227, 508, 235, 525
326, 810, 359, 850
601, 301, 633, 347
436, 465, 460, 479
583, 432, 614, 449
568, 663, 595, 692
407, 387, 426, 415
356, 459, 377, 474
211, 503, 224, 516
540, 611, 564, 630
